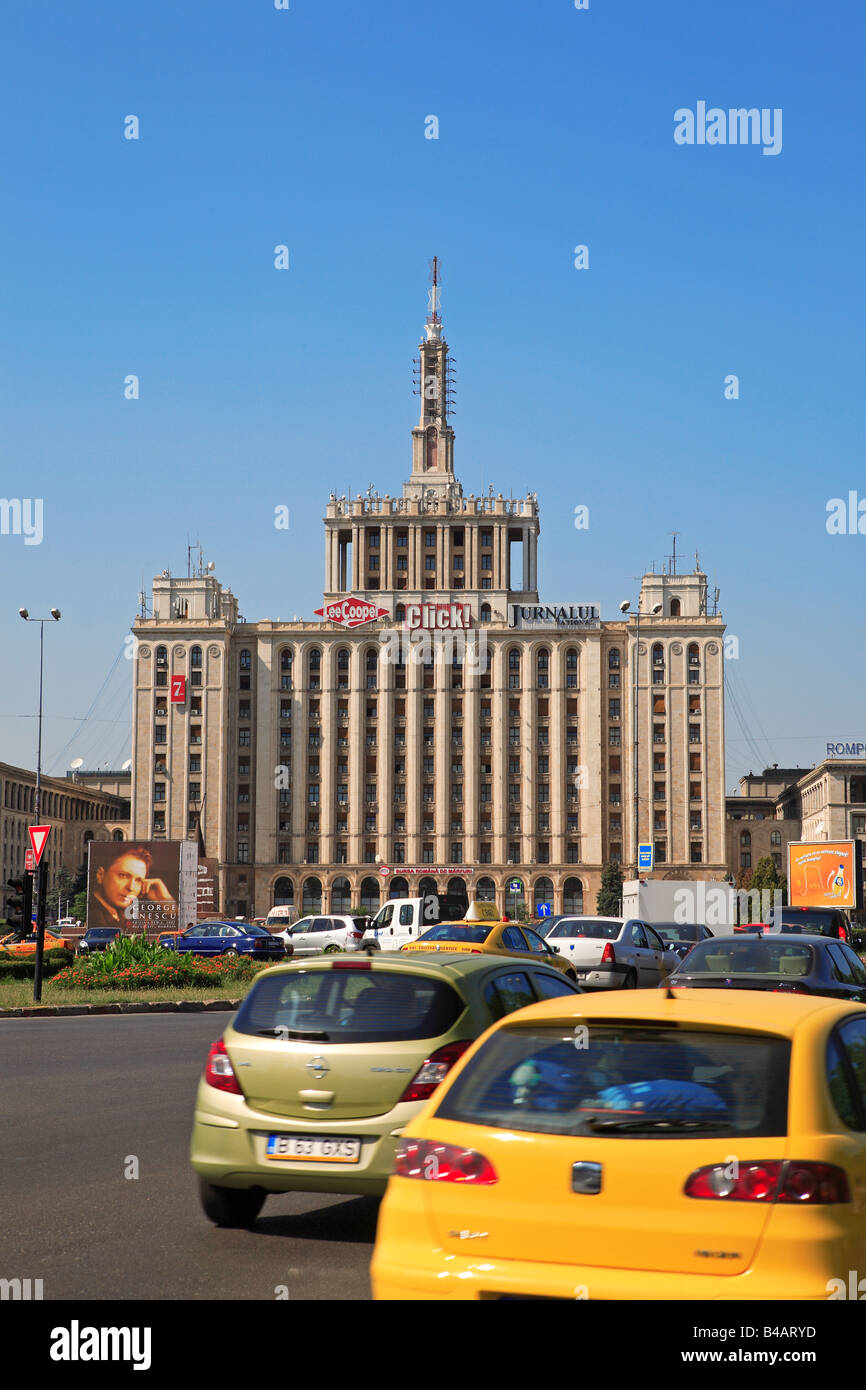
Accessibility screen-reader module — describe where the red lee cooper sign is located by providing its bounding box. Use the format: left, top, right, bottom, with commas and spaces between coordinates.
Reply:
315, 597, 390, 629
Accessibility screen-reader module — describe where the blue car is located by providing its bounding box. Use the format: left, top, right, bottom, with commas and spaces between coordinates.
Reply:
158, 920, 288, 961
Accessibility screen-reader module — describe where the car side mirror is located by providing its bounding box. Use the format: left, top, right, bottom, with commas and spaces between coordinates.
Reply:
552, 945, 560, 954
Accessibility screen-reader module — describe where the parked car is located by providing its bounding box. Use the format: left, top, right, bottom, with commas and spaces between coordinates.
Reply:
275, 915, 366, 957
0, 927, 76, 955
542, 916, 679, 989
765, 905, 850, 942
372, 987, 866, 1300
190, 952, 582, 1226
649, 922, 714, 961
76, 927, 123, 955
158, 920, 287, 961
667, 933, 866, 1001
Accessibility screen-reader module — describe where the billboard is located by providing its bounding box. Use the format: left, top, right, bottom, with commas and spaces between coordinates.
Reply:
787, 841, 861, 911
86, 841, 182, 935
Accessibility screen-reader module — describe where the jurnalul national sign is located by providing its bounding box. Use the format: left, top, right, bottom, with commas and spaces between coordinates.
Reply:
509, 603, 600, 630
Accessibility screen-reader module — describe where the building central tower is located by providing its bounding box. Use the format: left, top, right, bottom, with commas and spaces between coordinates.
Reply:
324, 259, 540, 604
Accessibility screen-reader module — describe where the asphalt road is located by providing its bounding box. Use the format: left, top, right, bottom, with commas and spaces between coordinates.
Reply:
0, 1015, 376, 1300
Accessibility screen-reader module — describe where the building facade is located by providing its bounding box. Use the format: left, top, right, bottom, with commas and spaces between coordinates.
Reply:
130, 276, 727, 919
726, 766, 804, 882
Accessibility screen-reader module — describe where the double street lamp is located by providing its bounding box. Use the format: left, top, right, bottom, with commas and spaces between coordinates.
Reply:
19, 606, 61, 1001
619, 598, 662, 874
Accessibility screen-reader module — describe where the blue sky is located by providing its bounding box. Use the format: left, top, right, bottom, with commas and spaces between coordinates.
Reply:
1, 0, 863, 788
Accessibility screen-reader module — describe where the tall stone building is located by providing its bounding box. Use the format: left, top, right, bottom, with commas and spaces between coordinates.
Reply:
130, 271, 727, 919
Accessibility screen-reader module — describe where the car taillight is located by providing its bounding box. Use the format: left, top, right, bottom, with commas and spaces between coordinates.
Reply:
351, 930, 364, 938
394, 1137, 497, 1184
600, 942, 616, 965
331, 959, 372, 970
772, 983, 808, 993
838, 927, 847, 940
398, 1040, 473, 1102
685, 1161, 850, 1204
203, 1038, 243, 1095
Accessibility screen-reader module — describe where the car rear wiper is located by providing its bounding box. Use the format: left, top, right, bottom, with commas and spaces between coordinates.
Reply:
256, 1028, 330, 1040
586, 1116, 733, 1133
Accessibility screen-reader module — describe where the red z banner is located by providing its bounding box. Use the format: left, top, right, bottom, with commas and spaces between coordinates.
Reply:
170, 675, 186, 703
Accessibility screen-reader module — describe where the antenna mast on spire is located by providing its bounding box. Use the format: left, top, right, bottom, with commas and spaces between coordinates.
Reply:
427, 256, 441, 326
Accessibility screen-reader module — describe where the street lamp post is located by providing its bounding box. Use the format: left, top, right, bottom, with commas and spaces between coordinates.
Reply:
19, 606, 61, 1002
620, 598, 662, 875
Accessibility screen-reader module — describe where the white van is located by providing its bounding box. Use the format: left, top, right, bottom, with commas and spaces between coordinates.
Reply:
363, 893, 470, 952
265, 905, 294, 930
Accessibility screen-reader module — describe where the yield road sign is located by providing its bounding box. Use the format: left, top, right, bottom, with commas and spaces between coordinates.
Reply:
29, 825, 51, 866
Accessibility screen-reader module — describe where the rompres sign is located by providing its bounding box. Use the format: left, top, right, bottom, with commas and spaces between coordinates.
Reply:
509, 603, 601, 630
315, 597, 390, 629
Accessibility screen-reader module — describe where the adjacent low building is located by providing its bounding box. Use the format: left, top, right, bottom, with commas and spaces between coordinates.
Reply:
0, 763, 130, 919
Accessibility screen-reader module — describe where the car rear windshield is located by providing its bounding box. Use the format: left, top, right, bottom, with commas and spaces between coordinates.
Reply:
435, 1025, 790, 1138
768, 910, 839, 934
681, 941, 816, 976
547, 919, 620, 941
654, 924, 702, 943
417, 923, 492, 944
233, 967, 465, 1043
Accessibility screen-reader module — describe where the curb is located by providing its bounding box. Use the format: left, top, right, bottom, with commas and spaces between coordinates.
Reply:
0, 999, 242, 1019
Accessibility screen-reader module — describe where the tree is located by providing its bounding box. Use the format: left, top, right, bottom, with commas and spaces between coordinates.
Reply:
749, 856, 787, 915
597, 862, 624, 916
50, 867, 75, 922
71, 890, 88, 925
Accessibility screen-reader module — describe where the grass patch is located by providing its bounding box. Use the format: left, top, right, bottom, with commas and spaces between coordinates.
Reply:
0, 978, 257, 1010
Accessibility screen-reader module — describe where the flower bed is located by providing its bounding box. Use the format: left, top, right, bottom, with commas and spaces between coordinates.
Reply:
50, 951, 282, 992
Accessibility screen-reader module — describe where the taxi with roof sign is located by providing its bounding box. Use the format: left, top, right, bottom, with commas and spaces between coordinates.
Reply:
399, 902, 579, 983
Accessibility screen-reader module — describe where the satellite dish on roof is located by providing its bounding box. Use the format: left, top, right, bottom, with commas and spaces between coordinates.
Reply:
121, 759, 132, 771
70, 758, 84, 769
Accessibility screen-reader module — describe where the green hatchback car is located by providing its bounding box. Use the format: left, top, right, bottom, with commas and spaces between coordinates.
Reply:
191, 952, 580, 1227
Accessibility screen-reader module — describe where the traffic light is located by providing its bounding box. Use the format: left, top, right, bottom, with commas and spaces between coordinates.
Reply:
5, 874, 33, 938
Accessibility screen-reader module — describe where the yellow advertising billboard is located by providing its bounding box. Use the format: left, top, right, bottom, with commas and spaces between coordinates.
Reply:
787, 841, 859, 910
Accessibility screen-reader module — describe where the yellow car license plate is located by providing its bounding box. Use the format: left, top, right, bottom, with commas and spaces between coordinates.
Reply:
266, 1135, 361, 1163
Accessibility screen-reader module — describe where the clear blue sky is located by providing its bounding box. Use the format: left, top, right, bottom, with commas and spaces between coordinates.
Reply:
1, 0, 863, 788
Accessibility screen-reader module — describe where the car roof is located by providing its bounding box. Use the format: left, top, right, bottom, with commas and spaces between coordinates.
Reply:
704, 932, 832, 944
485, 985, 858, 1034
259, 952, 566, 982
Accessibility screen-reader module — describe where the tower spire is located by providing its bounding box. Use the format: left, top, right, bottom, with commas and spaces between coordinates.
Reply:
406, 258, 459, 499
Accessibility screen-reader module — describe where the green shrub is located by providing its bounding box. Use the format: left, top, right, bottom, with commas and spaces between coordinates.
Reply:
0, 949, 74, 981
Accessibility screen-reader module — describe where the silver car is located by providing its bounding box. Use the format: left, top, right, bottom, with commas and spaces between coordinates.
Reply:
543, 915, 679, 989
276, 914, 366, 958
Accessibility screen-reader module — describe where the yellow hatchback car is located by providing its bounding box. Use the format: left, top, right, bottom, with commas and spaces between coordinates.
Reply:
372, 988, 866, 1300
400, 902, 579, 985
